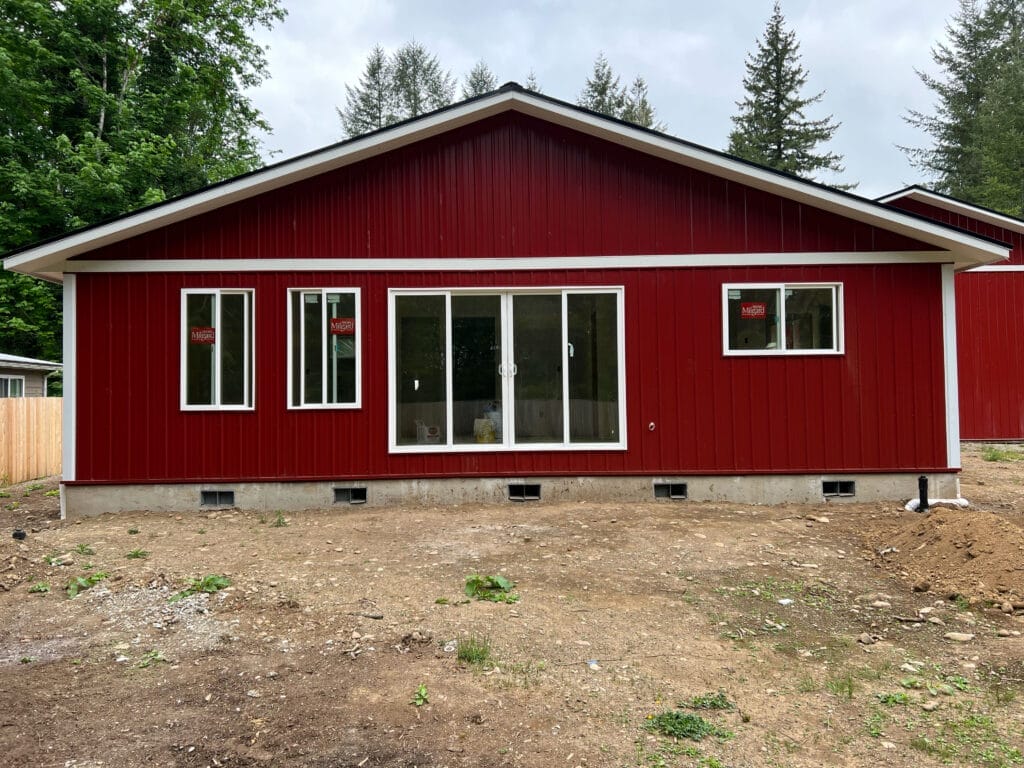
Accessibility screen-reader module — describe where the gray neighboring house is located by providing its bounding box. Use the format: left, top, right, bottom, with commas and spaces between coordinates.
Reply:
0, 353, 62, 397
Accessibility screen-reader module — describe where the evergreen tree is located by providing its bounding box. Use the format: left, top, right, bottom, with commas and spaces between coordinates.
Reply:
904, 0, 1024, 206
727, 1, 848, 184
392, 41, 456, 120
525, 70, 542, 93
340, 42, 455, 137
578, 53, 626, 116
621, 76, 666, 131
462, 60, 498, 98
0, 0, 286, 362
338, 45, 395, 136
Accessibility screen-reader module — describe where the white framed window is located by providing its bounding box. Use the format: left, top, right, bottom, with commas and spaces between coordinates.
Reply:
723, 283, 843, 356
287, 288, 361, 408
0, 375, 25, 397
180, 289, 254, 410
388, 287, 626, 452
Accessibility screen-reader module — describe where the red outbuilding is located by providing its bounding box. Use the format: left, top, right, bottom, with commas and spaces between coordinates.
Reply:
879, 187, 1024, 441
3, 85, 1010, 516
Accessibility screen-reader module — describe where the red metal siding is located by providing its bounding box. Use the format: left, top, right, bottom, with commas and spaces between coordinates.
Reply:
82, 114, 935, 263
885, 196, 1024, 438
74, 263, 949, 484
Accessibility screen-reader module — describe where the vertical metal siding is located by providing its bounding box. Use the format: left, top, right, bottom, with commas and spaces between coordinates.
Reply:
886, 196, 1024, 438
74, 262, 948, 483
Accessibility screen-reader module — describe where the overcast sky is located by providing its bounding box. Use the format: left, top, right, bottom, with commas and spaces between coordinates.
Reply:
246, 0, 959, 199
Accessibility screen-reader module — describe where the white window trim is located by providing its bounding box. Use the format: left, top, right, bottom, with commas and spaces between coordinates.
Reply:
387, 286, 627, 453
180, 288, 255, 411
286, 287, 362, 410
722, 282, 844, 357
0, 375, 26, 397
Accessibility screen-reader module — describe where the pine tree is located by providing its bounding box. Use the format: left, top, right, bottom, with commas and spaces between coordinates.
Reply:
727, 1, 848, 184
971, 33, 1024, 214
338, 45, 395, 136
525, 70, 542, 93
621, 76, 666, 131
462, 60, 498, 98
578, 53, 626, 116
339, 42, 456, 137
391, 41, 456, 119
904, 0, 1024, 204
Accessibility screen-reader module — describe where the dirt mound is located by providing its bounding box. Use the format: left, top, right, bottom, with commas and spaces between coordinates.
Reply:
880, 507, 1024, 603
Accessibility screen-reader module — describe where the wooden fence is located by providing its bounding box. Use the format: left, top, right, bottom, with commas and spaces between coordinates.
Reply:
0, 397, 62, 485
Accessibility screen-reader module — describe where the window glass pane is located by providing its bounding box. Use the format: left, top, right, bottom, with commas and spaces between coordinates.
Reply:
325, 292, 357, 404
568, 294, 619, 443
220, 293, 247, 405
186, 293, 215, 405
452, 295, 502, 445
395, 295, 446, 445
727, 288, 780, 351
785, 287, 834, 350
290, 292, 302, 407
513, 294, 564, 443
302, 293, 323, 404
10, 378, 23, 397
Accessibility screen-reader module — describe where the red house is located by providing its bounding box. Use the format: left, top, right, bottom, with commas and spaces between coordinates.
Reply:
2, 85, 1010, 517
880, 186, 1024, 441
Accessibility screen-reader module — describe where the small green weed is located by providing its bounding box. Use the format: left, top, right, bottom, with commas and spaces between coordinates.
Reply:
644, 711, 731, 741
0, 491, 9, 498
945, 675, 971, 692
25, 483, 43, 492
900, 677, 925, 689
73, 543, 95, 555
196, 528, 206, 535
684, 691, 734, 711
125, 549, 149, 560
127, 528, 140, 535
456, 635, 491, 666
28, 582, 50, 594
952, 593, 972, 611
865, 708, 887, 737
988, 684, 1016, 707
876, 692, 910, 706
44, 489, 59, 497
19, 656, 37, 664
797, 675, 818, 693
66, 571, 108, 598
410, 683, 429, 707
464, 573, 519, 603
169, 574, 231, 602
136, 650, 168, 669
981, 446, 1024, 462
271, 511, 288, 527
826, 673, 855, 699
434, 597, 449, 605
43, 553, 67, 566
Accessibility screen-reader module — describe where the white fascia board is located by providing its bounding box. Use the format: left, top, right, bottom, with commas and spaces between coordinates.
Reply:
3, 89, 1008, 278
66, 251, 959, 275
878, 187, 1024, 236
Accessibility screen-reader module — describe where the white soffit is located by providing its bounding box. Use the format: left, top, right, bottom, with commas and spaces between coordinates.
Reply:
3, 87, 1010, 280
878, 187, 1024, 236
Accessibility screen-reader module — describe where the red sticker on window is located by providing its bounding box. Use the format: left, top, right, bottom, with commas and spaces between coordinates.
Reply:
190, 326, 216, 344
740, 302, 767, 320
330, 317, 355, 335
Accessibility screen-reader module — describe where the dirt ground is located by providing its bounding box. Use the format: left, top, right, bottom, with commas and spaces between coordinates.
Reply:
1, 445, 1022, 768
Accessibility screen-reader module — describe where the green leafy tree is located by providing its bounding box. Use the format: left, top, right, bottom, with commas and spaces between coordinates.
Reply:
905, 0, 1024, 210
340, 42, 456, 137
462, 60, 498, 98
727, 1, 849, 185
0, 0, 285, 360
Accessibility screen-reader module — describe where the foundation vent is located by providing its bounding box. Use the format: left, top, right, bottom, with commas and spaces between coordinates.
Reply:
200, 490, 235, 507
334, 487, 368, 505
653, 482, 688, 500
508, 483, 541, 502
822, 480, 856, 497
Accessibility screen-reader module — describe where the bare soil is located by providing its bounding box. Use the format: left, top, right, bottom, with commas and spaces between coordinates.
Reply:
1, 445, 1022, 768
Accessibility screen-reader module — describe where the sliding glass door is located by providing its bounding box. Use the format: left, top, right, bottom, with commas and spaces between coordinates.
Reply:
391, 288, 624, 451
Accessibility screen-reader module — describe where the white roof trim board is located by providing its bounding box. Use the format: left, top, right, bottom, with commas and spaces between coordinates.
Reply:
3, 85, 1011, 281
878, 187, 1024, 236
0, 352, 62, 371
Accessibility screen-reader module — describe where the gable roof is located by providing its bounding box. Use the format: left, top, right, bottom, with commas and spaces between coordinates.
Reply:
0, 352, 62, 372
877, 185, 1024, 236
3, 83, 1010, 281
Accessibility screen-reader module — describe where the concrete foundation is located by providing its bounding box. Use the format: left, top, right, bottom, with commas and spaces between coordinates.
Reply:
61, 472, 960, 518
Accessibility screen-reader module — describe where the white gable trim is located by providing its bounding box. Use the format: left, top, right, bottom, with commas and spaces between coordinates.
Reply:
3, 88, 1010, 278
878, 187, 1024, 236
